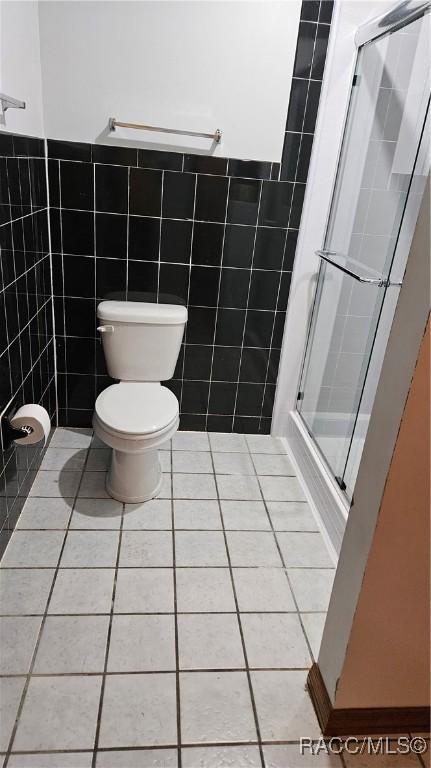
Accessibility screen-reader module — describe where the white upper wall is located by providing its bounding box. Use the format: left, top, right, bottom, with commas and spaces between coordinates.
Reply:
0, 0, 45, 136
38, 0, 300, 160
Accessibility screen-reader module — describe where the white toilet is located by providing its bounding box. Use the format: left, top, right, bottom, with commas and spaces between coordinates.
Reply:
93, 300, 187, 503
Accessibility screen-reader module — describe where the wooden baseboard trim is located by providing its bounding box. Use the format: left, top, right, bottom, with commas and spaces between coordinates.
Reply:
307, 663, 431, 735
307, 662, 333, 731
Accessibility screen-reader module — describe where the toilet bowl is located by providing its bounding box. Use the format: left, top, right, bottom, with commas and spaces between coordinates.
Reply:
94, 382, 179, 502
93, 300, 187, 503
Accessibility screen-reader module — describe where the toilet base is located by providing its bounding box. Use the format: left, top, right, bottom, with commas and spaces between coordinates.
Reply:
106, 448, 163, 503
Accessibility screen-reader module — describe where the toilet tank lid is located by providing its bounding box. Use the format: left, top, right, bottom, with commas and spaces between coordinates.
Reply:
97, 300, 188, 325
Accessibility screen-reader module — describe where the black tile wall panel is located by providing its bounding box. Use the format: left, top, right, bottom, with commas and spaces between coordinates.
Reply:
0, 133, 56, 556
47, 0, 333, 433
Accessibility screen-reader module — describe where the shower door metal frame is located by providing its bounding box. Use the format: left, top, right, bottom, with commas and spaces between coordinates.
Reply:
295, 0, 431, 500
354, 0, 431, 47
272, 0, 430, 556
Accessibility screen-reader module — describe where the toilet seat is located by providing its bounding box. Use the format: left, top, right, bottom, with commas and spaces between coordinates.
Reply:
95, 382, 178, 439
93, 383, 179, 500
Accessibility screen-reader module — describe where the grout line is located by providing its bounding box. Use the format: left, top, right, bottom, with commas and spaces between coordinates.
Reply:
45, 210, 300, 226
156, 170, 164, 302
205, 176, 231, 429
92, 161, 98, 412
178, 173, 198, 414
15, 525, 315, 532
1, 565, 334, 570
0, 235, 14, 404
0, 734, 343, 759
245, 444, 319, 665
207, 441, 266, 768
43, 140, 59, 429
47, 300, 289, 313
91, 499, 125, 766
0, 610, 325, 617
3, 442, 92, 765
0, 333, 52, 409
0, 205, 49, 228
125, 166, 130, 301
7, 176, 26, 393
46, 346, 280, 356
0, 246, 50, 295
0, 666, 313, 679
58, 157, 68, 421
0, 295, 52, 356
231, 180, 264, 431
170, 440, 182, 768
27, 158, 282, 182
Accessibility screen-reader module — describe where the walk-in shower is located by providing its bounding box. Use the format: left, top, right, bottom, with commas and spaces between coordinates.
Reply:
298, 1, 430, 500
275, 0, 430, 552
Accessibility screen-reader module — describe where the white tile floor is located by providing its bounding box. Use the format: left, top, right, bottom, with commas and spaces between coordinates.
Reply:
0, 429, 425, 768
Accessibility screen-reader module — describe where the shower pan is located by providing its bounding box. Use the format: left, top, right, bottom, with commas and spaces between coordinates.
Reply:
275, 0, 430, 553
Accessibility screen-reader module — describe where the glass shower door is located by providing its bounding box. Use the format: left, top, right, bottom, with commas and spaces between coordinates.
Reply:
297, 8, 430, 499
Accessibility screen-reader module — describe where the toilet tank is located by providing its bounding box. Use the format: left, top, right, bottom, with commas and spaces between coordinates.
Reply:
97, 301, 187, 381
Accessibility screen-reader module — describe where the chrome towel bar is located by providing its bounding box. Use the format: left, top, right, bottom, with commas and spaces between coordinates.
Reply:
108, 117, 222, 143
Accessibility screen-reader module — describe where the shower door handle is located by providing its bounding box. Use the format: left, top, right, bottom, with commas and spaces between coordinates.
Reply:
315, 250, 402, 288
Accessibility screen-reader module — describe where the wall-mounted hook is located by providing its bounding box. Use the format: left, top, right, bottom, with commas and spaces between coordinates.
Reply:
0, 93, 26, 118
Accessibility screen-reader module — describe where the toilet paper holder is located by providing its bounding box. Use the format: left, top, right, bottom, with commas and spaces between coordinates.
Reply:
1, 410, 34, 451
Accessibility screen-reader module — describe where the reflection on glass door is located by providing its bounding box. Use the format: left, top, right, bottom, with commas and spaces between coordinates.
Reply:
297, 8, 430, 499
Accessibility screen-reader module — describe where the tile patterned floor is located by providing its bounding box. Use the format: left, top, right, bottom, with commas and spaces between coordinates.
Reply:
0, 429, 426, 768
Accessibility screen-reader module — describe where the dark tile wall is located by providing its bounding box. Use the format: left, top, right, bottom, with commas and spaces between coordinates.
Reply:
0, 0, 333, 461
0, 132, 57, 556
50, 144, 285, 434
50, 0, 333, 433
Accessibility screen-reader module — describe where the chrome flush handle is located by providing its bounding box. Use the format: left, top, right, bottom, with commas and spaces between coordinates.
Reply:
97, 325, 114, 333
